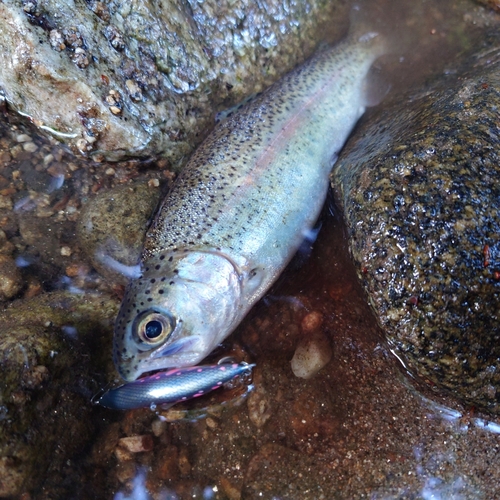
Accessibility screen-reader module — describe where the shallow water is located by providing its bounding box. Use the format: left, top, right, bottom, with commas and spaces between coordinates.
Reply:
1, 0, 500, 498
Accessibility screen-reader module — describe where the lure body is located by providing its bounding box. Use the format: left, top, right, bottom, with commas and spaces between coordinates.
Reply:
114, 31, 386, 381
97, 362, 254, 410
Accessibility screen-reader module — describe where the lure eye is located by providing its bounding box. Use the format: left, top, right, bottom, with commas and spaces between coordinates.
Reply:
134, 311, 175, 346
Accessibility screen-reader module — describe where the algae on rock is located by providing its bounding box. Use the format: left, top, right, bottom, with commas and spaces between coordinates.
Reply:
333, 34, 500, 414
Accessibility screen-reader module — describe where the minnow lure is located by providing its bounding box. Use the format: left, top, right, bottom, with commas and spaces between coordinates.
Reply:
97, 362, 254, 410
113, 29, 387, 381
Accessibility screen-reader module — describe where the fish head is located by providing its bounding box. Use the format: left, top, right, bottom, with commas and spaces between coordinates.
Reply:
113, 250, 243, 381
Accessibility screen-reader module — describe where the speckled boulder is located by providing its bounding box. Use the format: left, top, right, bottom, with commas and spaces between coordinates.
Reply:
0, 0, 347, 163
0, 292, 119, 497
333, 38, 500, 414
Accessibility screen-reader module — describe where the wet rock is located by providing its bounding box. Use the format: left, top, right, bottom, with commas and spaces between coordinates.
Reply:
0, 254, 22, 301
333, 34, 500, 414
77, 180, 163, 284
0, 291, 119, 497
290, 332, 332, 379
0, 0, 348, 162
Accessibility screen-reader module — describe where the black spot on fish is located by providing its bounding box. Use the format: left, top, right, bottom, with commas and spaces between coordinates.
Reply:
158, 289, 164, 294
150, 279, 156, 283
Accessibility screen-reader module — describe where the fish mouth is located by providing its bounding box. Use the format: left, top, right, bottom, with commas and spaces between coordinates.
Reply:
148, 335, 204, 362
129, 336, 205, 380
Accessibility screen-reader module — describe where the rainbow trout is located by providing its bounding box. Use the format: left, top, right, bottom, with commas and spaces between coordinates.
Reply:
114, 31, 386, 381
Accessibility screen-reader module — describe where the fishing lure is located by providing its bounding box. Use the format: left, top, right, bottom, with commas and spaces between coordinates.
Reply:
97, 362, 254, 410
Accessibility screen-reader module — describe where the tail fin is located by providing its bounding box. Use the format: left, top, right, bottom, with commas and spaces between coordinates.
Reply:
350, 0, 419, 56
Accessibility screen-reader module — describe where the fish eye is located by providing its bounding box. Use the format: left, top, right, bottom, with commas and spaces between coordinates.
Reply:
134, 311, 175, 346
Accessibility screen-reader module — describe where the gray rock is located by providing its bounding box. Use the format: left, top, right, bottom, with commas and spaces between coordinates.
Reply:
333, 35, 500, 414
0, 0, 347, 163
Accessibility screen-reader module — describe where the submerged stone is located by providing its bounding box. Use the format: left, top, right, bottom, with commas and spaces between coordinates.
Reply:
333, 34, 500, 414
0, 292, 119, 497
77, 180, 163, 285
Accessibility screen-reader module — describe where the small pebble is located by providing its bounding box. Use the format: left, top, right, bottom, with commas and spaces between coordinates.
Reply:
114, 446, 133, 463
301, 311, 323, 333
205, 417, 218, 429
22, 1, 36, 13
290, 332, 333, 379
125, 79, 143, 101
16, 134, 31, 143
117, 435, 154, 453
0, 254, 23, 301
76, 139, 89, 153
65, 263, 88, 277
60, 246, 72, 257
247, 383, 271, 428
151, 418, 167, 437
9, 145, 22, 158
49, 30, 66, 51
43, 154, 54, 166
23, 142, 38, 153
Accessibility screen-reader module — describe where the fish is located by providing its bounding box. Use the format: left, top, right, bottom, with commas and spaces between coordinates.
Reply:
113, 29, 387, 381
97, 362, 254, 410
